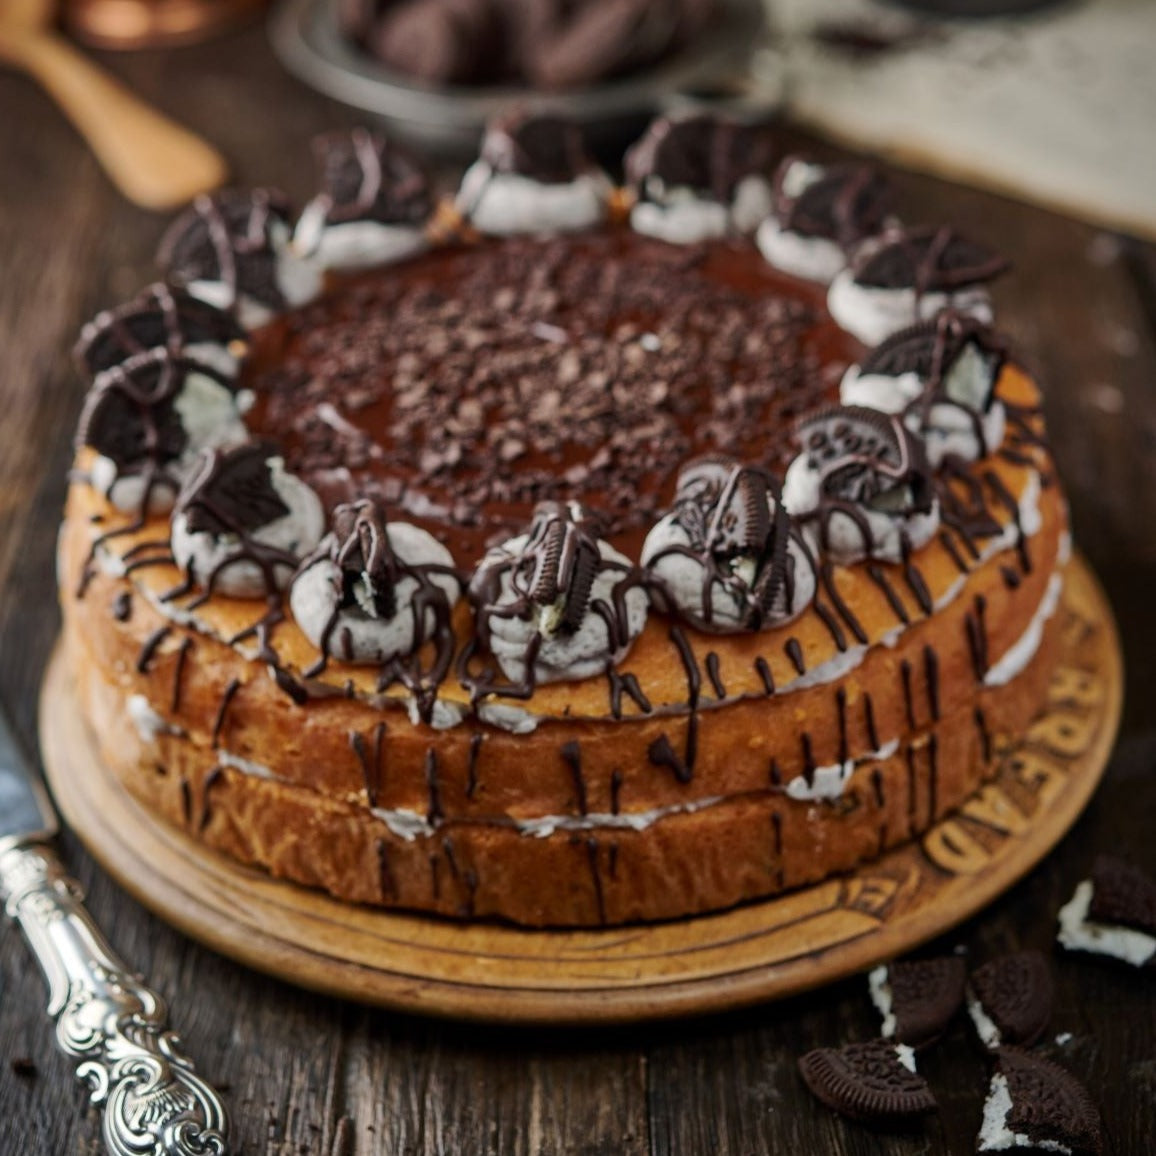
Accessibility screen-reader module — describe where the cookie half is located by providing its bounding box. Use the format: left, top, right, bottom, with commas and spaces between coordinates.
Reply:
868, 955, 967, 1048
967, 950, 1054, 1050
798, 1039, 936, 1124
978, 1048, 1103, 1155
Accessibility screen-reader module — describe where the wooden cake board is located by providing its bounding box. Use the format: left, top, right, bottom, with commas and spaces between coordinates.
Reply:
40, 555, 1122, 1025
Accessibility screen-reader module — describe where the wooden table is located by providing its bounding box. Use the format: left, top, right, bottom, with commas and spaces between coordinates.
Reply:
1, 25, 1154, 1156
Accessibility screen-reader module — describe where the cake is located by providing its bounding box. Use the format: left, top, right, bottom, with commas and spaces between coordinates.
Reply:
58, 113, 1070, 927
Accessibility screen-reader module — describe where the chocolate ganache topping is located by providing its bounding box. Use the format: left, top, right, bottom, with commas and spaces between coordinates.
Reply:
464, 501, 647, 694
290, 497, 461, 687
76, 346, 249, 514
74, 282, 247, 383
642, 456, 816, 632
170, 440, 325, 599
247, 230, 849, 566
782, 406, 940, 565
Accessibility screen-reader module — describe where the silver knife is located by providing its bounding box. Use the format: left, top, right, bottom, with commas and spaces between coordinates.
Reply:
0, 705, 231, 1155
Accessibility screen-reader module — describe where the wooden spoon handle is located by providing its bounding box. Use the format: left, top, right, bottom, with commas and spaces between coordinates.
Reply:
19, 33, 227, 211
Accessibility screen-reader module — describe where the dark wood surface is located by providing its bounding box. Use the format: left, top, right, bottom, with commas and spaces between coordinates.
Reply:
1, 24, 1154, 1156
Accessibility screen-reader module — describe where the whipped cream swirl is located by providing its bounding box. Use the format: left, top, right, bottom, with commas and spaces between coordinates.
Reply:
290, 498, 460, 668
457, 112, 611, 237
467, 501, 648, 690
841, 311, 1008, 466
171, 442, 325, 599
783, 407, 940, 565
757, 156, 891, 284
626, 112, 774, 244
642, 456, 815, 632
76, 347, 249, 515
294, 127, 433, 271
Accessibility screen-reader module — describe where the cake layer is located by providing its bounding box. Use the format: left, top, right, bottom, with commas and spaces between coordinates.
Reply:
68, 603, 1061, 925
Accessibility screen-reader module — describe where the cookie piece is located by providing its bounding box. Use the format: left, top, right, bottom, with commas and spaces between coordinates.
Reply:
978, 1048, 1103, 1155
798, 1039, 936, 1123
868, 955, 967, 1048
967, 950, 1054, 1050
1057, 855, 1156, 967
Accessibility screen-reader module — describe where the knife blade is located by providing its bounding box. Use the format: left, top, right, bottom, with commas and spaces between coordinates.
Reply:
0, 703, 232, 1155
0, 708, 57, 848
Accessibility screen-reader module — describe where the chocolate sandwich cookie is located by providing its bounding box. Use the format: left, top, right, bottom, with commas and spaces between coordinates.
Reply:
528, 0, 678, 90
978, 1048, 1103, 1155
867, 955, 967, 1049
625, 112, 776, 244
967, 950, 1054, 1050
828, 225, 1010, 346
456, 110, 611, 236
157, 189, 321, 331
74, 283, 247, 384
841, 311, 1009, 466
758, 156, 891, 284
782, 406, 940, 565
798, 1039, 937, 1124
1058, 854, 1156, 967
369, 0, 497, 85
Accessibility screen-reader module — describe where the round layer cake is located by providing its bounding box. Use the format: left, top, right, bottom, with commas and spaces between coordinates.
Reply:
58, 114, 1069, 926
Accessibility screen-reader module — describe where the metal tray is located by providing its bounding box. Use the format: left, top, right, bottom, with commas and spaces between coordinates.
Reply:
269, 0, 771, 156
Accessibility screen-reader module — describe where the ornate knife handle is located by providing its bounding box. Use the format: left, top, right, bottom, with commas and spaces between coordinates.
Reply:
0, 841, 230, 1156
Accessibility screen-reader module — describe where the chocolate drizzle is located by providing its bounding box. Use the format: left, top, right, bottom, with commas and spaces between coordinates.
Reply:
300, 498, 459, 719
851, 226, 1010, 296
561, 740, 587, 814
75, 282, 247, 381
136, 626, 172, 673
463, 502, 640, 701
211, 678, 241, 749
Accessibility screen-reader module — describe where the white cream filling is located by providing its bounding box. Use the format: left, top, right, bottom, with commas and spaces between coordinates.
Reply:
978, 1073, 1071, 1154
756, 216, 847, 284
1057, 880, 1156, 967
868, 965, 897, 1037
127, 695, 185, 743
895, 1044, 917, 1074
967, 991, 1004, 1050
783, 738, 900, 801
457, 164, 611, 236
828, 269, 994, 347
171, 459, 325, 599
984, 571, 1063, 688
